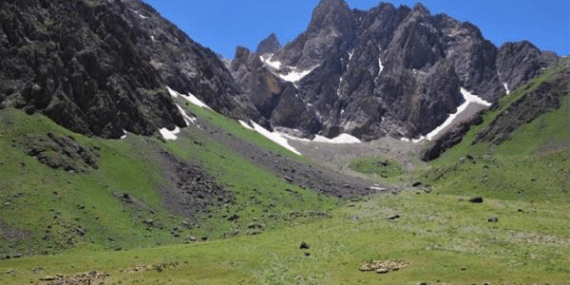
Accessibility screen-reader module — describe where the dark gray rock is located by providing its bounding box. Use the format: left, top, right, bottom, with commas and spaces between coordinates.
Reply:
469, 197, 484, 203
232, 0, 559, 141
256, 33, 281, 55
0, 0, 260, 139
299, 241, 310, 249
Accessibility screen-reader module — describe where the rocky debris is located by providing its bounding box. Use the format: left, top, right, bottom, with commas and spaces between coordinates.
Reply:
184, 235, 197, 243
37, 271, 109, 285
195, 111, 393, 199
19, 133, 98, 173
359, 260, 409, 273
233, 0, 558, 141
468, 197, 484, 203
158, 150, 233, 219
387, 214, 401, 220
299, 241, 310, 249
121, 262, 179, 274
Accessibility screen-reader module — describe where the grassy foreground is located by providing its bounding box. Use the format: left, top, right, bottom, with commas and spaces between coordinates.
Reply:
1, 187, 570, 284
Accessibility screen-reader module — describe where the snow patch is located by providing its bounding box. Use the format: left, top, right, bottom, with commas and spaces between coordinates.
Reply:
239, 120, 253, 130
313, 133, 361, 144
260, 54, 282, 70
348, 50, 354, 60
249, 121, 302, 155
121, 130, 128, 140
167, 86, 212, 110
278, 67, 316, 83
503, 82, 510, 95
378, 58, 384, 75
460, 88, 492, 107
423, 88, 490, 141
159, 126, 180, 141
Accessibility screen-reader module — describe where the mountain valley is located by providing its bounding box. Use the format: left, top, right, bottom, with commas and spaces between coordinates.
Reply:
0, 0, 569, 284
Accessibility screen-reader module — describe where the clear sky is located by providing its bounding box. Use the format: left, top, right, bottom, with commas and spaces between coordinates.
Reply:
142, 0, 569, 59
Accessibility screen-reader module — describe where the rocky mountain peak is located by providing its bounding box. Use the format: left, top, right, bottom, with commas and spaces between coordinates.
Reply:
233, 1, 559, 142
307, 0, 354, 35
256, 33, 281, 55
411, 2, 430, 16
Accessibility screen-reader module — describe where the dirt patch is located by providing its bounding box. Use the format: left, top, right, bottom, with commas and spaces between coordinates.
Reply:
37, 271, 109, 285
120, 262, 179, 273
359, 260, 409, 274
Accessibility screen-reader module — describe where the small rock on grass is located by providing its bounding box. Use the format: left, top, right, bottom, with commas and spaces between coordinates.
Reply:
299, 241, 310, 249
468, 196, 484, 203
488, 216, 499, 223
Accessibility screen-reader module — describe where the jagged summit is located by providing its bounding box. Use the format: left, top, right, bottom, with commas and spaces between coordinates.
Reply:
256, 33, 281, 55
411, 2, 430, 15
232, 1, 559, 141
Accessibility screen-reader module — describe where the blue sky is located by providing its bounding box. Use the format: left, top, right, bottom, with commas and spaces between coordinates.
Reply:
143, 0, 569, 59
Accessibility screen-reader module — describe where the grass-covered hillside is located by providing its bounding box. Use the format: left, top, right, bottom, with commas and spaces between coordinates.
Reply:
1, 59, 569, 284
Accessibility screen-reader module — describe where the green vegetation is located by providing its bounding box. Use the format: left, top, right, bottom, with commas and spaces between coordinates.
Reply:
1, 60, 569, 283
348, 156, 404, 181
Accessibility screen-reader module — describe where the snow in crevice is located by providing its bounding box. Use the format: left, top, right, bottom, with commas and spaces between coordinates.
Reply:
503, 82, 510, 95
278, 66, 318, 83
401, 88, 492, 143
260, 54, 282, 70
460, 87, 492, 107
176, 104, 196, 126
167, 86, 212, 110
159, 126, 180, 141
423, 88, 490, 141
378, 58, 384, 75
348, 50, 354, 60
121, 130, 128, 140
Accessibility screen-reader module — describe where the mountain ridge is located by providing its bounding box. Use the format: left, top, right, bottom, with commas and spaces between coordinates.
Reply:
232, 0, 559, 141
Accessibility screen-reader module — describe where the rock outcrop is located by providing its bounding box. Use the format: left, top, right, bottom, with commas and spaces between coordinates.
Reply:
232, 0, 559, 141
0, 0, 260, 138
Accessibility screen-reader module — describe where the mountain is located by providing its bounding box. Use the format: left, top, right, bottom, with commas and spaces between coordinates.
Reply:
256, 33, 281, 55
232, 0, 558, 141
0, 0, 260, 139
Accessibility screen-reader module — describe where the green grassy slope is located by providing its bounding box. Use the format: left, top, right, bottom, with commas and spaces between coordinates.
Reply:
0, 105, 339, 258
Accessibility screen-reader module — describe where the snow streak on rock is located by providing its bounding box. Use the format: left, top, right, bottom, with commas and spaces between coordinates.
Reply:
249, 121, 302, 155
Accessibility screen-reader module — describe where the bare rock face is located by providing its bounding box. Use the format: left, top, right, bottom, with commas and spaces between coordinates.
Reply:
0, 0, 259, 138
256, 33, 281, 55
232, 0, 559, 141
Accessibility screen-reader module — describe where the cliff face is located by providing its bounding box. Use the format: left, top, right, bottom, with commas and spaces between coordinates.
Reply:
232, 1, 558, 140
0, 0, 259, 138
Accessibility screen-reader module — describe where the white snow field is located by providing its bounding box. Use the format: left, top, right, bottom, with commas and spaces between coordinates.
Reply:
260, 54, 318, 83
312, 134, 361, 144
159, 126, 180, 141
